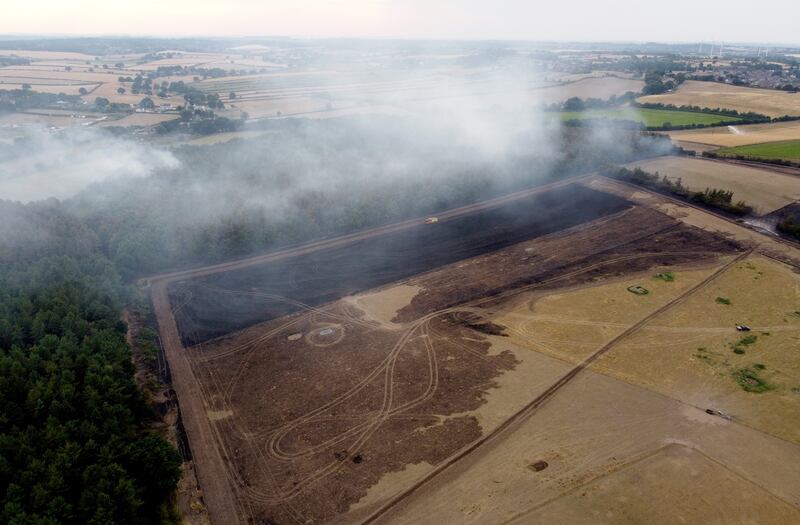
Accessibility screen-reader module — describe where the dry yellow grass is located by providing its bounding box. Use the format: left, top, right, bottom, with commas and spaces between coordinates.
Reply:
0, 83, 97, 95
497, 266, 718, 363
534, 76, 644, 104
137, 53, 229, 71
0, 112, 103, 127
96, 113, 179, 127
669, 120, 800, 147
626, 156, 800, 214
639, 80, 800, 118
0, 50, 95, 61
594, 256, 800, 443
0, 68, 117, 83
364, 363, 800, 524
530, 444, 800, 524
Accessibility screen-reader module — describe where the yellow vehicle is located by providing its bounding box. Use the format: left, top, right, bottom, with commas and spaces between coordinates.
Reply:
424, 217, 439, 224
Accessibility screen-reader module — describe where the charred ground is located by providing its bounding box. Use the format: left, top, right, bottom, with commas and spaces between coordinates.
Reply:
166, 188, 744, 523
169, 184, 632, 346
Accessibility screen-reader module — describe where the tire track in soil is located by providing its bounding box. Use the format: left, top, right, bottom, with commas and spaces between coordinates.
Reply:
360, 249, 752, 525
148, 172, 754, 523
147, 174, 595, 524
217, 249, 727, 508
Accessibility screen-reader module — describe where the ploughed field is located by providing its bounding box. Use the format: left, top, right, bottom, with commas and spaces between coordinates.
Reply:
158, 178, 790, 524
170, 184, 632, 346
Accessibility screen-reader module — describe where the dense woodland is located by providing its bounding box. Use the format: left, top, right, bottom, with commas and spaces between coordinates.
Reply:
0, 255, 182, 524
0, 116, 671, 522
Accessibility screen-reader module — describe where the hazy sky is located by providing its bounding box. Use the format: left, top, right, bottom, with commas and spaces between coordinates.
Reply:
2, 0, 798, 44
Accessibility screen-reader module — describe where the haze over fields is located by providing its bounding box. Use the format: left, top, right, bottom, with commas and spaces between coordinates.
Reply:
3, 0, 800, 43
2, 3, 800, 525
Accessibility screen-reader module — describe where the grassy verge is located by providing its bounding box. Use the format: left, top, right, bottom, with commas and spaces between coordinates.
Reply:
557, 108, 741, 127
715, 139, 800, 161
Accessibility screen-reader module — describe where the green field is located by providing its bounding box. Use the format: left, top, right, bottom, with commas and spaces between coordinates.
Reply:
557, 108, 741, 128
715, 140, 800, 161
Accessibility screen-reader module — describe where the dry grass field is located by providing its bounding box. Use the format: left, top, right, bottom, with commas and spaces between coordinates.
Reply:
146, 169, 800, 524
669, 120, 800, 148
497, 266, 722, 363
534, 76, 643, 104
0, 111, 105, 128
0, 49, 96, 61
221, 73, 643, 120
96, 112, 179, 127
594, 256, 800, 443
639, 80, 800, 118
626, 156, 800, 214
378, 369, 800, 524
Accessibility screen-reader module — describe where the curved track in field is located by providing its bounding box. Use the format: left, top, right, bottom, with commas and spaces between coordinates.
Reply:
147, 170, 794, 524
147, 173, 596, 524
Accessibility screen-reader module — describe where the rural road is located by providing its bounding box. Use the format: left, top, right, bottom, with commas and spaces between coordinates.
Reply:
146, 172, 592, 525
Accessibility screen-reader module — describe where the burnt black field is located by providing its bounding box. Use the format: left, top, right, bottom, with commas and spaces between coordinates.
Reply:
170, 184, 631, 346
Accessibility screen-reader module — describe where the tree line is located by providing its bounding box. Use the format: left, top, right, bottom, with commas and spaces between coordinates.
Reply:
605, 166, 753, 216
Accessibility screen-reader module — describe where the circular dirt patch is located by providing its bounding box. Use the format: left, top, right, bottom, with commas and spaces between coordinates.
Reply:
305, 324, 345, 347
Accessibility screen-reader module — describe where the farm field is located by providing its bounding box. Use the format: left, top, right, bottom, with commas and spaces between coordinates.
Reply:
96, 112, 179, 127
533, 76, 643, 105
204, 72, 642, 120
375, 367, 800, 525
626, 156, 800, 214
151, 175, 800, 524
557, 107, 739, 127
716, 139, 800, 161
0, 110, 106, 128
639, 80, 800, 118
669, 120, 800, 148
169, 184, 633, 345
594, 256, 800, 443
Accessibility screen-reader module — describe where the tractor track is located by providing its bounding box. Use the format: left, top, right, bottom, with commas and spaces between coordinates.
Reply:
146, 169, 788, 524
359, 249, 751, 524
146, 173, 596, 524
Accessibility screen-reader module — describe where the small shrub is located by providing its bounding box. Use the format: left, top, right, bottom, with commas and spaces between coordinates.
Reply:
733, 368, 773, 393
733, 348, 745, 355
737, 335, 758, 346
754, 363, 766, 370
716, 297, 731, 305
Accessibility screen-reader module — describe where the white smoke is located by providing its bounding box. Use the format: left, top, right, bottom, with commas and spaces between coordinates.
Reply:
0, 126, 179, 202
